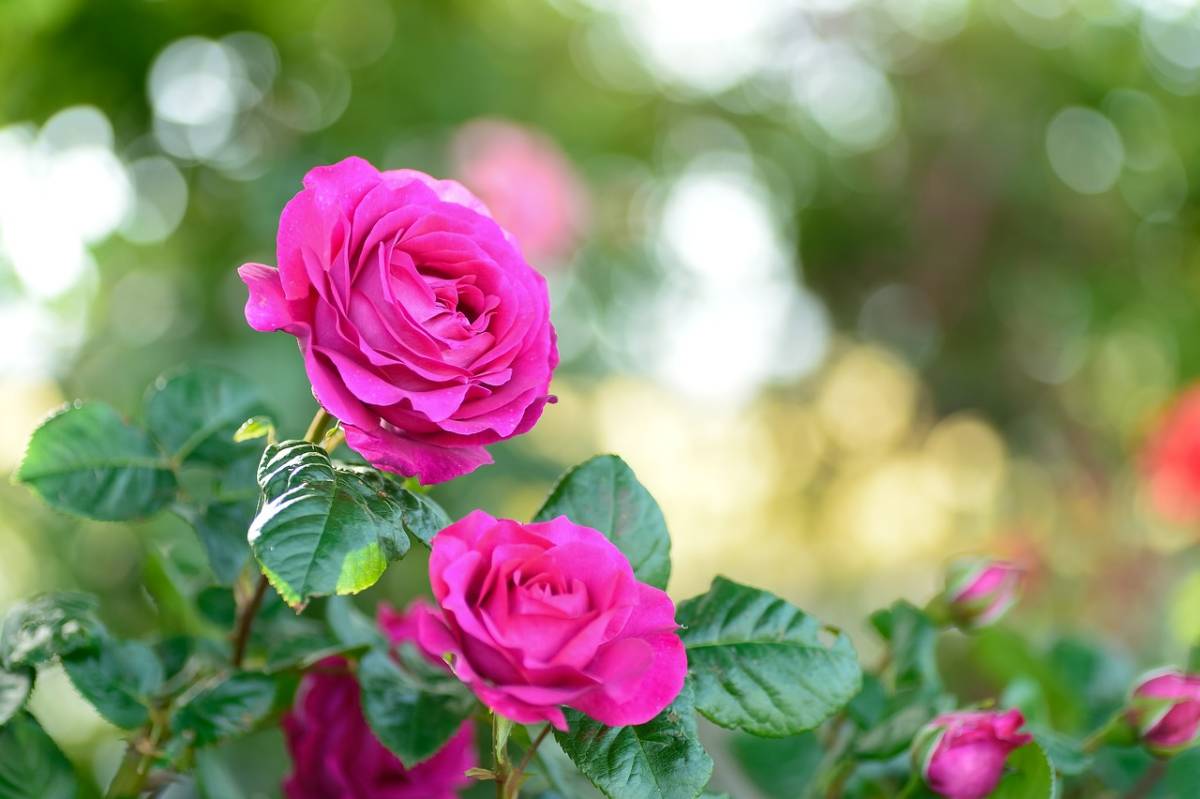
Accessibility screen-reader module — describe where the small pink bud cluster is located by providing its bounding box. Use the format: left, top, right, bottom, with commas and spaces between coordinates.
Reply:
912, 709, 1033, 799
940, 558, 1024, 630
1126, 668, 1200, 757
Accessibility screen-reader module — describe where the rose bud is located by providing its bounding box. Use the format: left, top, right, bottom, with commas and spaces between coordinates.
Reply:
417, 511, 687, 730
1126, 668, 1200, 757
939, 558, 1024, 630
912, 709, 1033, 799
1141, 385, 1200, 524
239, 157, 558, 485
281, 600, 476, 798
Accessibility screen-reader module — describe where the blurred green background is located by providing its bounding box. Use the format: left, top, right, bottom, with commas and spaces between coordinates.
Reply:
2, 0, 1200, 794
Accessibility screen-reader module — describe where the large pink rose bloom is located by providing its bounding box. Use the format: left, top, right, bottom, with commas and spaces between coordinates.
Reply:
913, 709, 1033, 799
240, 157, 558, 484
417, 511, 686, 730
282, 600, 476, 798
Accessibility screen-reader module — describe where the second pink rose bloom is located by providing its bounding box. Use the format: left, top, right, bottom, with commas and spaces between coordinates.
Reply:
239, 157, 558, 485
417, 510, 687, 730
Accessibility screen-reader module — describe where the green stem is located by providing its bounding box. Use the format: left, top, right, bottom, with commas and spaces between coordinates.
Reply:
493, 713, 512, 799
896, 770, 923, 799
106, 719, 167, 798
305, 407, 335, 445
506, 725, 551, 798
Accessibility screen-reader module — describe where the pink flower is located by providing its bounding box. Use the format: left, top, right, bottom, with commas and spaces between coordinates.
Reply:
450, 118, 589, 267
941, 558, 1024, 630
1127, 669, 1200, 757
281, 600, 476, 798
913, 709, 1033, 799
417, 510, 686, 730
1142, 386, 1200, 523
239, 157, 558, 485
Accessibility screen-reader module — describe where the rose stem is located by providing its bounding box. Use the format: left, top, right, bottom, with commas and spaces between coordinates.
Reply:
231, 407, 336, 668
1125, 759, 1167, 799
505, 725, 552, 798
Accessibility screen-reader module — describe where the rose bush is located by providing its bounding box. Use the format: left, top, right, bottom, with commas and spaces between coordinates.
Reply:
417, 510, 687, 730
1125, 668, 1200, 757
912, 709, 1033, 799
281, 600, 476, 799
239, 157, 558, 484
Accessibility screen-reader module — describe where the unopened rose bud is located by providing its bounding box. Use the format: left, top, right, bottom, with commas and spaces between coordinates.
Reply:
1126, 668, 1200, 757
912, 709, 1033, 799
939, 558, 1024, 630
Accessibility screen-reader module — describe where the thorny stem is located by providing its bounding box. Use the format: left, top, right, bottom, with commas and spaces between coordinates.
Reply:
106, 718, 167, 798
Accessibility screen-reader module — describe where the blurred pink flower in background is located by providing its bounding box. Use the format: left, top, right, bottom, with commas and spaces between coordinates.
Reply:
1126, 668, 1200, 757
282, 600, 476, 798
1142, 385, 1200, 524
450, 118, 589, 267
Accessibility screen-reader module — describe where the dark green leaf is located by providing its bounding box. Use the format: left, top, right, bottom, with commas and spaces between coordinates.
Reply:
555, 681, 712, 799
396, 487, 452, 547
14, 402, 176, 521
249, 441, 417, 609
880, 602, 942, 692
1031, 726, 1091, 777
0, 593, 105, 669
178, 499, 255, 586
846, 674, 886, 729
172, 673, 276, 747
0, 668, 32, 726
731, 730, 820, 799
853, 702, 938, 760
358, 647, 476, 768
62, 639, 163, 729
326, 596, 387, 650
194, 748, 249, 799
675, 577, 862, 737
263, 632, 357, 674
144, 366, 270, 467
533, 455, 671, 591
0, 712, 78, 799
991, 741, 1057, 799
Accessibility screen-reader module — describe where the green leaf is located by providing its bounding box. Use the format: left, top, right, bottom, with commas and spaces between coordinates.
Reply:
358, 647, 476, 769
0, 712, 78, 799
0, 668, 33, 726
533, 455, 671, 591
554, 681, 713, 799
233, 416, 274, 444
326, 596, 387, 650
178, 497, 255, 586
61, 639, 163, 729
144, 366, 270, 467
853, 702, 939, 760
873, 601, 942, 691
991, 741, 1057, 799
675, 577, 862, 737
172, 673, 276, 747
1031, 727, 1091, 777
14, 402, 176, 521
194, 748, 249, 799
0, 593, 105, 669
249, 441, 420, 609
730, 730, 821, 799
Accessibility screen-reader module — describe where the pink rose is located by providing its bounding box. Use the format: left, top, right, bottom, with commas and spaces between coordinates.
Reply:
913, 709, 1033, 799
450, 118, 589, 267
281, 600, 476, 799
417, 510, 686, 730
1142, 385, 1200, 524
1127, 668, 1200, 757
941, 558, 1024, 630
239, 157, 558, 485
